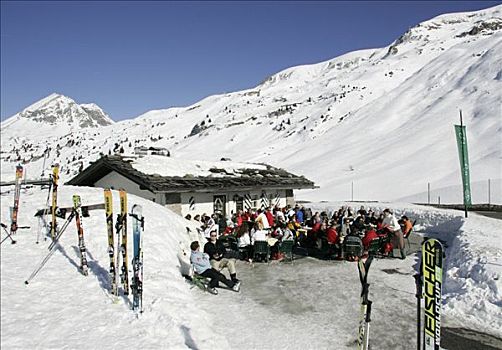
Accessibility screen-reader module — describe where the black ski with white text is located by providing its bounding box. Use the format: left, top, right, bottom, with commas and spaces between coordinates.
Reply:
130, 204, 144, 313
422, 238, 443, 350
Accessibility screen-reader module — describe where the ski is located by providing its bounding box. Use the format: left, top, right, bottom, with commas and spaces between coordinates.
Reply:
104, 189, 117, 295
357, 255, 374, 350
119, 189, 129, 295
415, 258, 424, 350
10, 165, 24, 236
130, 204, 144, 313
73, 195, 89, 276
422, 238, 443, 350
50, 164, 60, 241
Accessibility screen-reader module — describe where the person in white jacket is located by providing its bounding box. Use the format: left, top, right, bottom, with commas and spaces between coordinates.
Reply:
256, 209, 270, 230
190, 241, 240, 294
382, 209, 406, 259
237, 226, 252, 262
251, 224, 268, 244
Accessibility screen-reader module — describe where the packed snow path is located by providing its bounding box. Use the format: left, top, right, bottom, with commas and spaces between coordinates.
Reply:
192, 245, 502, 350
1, 186, 501, 349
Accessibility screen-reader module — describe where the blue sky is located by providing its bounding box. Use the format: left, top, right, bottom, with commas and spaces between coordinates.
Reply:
1, 1, 500, 121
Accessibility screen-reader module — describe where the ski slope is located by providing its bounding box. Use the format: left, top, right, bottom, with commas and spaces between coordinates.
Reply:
1, 185, 501, 349
1, 5, 501, 205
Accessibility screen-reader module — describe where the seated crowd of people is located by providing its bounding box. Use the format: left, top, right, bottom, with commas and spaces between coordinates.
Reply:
186, 204, 415, 263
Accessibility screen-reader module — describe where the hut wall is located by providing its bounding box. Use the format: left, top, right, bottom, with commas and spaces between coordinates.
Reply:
94, 171, 157, 202
180, 189, 289, 218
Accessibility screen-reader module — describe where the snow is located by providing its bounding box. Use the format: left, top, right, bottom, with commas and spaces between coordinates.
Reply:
130, 155, 268, 178
22, 93, 66, 113
1, 5, 502, 348
0, 93, 114, 141
1, 186, 501, 349
2, 6, 501, 205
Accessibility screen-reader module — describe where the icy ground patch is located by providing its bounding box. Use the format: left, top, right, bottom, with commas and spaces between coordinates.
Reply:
309, 202, 502, 337
1, 188, 501, 349
179, 202, 502, 349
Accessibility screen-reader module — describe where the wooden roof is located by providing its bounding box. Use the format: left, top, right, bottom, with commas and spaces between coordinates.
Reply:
67, 155, 316, 193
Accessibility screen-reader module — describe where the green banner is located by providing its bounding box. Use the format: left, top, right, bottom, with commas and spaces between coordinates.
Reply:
454, 125, 472, 206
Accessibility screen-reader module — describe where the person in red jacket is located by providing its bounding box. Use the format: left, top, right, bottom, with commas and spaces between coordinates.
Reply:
376, 213, 385, 230
235, 210, 244, 227
326, 222, 340, 258
265, 207, 275, 227
242, 210, 251, 223
362, 226, 378, 250
326, 223, 339, 245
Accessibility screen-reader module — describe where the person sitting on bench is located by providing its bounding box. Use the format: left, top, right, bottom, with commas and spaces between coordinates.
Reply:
190, 241, 240, 295
204, 229, 240, 283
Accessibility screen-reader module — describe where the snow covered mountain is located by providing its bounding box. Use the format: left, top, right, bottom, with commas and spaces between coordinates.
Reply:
1, 93, 115, 178
1, 5, 501, 203
2, 93, 113, 131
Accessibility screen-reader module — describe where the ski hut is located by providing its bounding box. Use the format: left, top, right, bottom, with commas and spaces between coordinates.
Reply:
67, 155, 315, 218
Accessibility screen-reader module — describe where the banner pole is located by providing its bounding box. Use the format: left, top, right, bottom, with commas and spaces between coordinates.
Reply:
460, 110, 468, 218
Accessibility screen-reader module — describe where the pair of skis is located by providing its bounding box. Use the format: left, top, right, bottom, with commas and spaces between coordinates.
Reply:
73, 195, 89, 276
9, 165, 24, 238
130, 204, 144, 313
3, 165, 29, 244
416, 238, 444, 350
104, 189, 143, 313
104, 189, 128, 296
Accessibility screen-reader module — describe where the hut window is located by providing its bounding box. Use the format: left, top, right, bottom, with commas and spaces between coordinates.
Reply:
165, 193, 181, 205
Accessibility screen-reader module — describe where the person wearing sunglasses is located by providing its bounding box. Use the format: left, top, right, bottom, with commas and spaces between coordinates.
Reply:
204, 229, 240, 284
190, 241, 240, 295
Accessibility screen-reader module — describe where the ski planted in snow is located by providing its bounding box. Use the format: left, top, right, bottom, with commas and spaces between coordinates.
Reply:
73, 195, 89, 276
104, 189, 118, 295
50, 164, 60, 240
119, 189, 129, 295
10, 165, 24, 236
415, 258, 424, 350
357, 255, 374, 350
130, 204, 144, 313
422, 238, 443, 350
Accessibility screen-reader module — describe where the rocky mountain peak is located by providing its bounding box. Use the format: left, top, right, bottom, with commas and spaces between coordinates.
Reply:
15, 93, 114, 128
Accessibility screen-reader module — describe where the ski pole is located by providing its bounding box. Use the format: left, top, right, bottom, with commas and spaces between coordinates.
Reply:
37, 178, 53, 244
48, 211, 75, 251
414, 272, 422, 350
357, 255, 374, 350
0, 223, 16, 244
363, 298, 372, 350
25, 212, 74, 284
